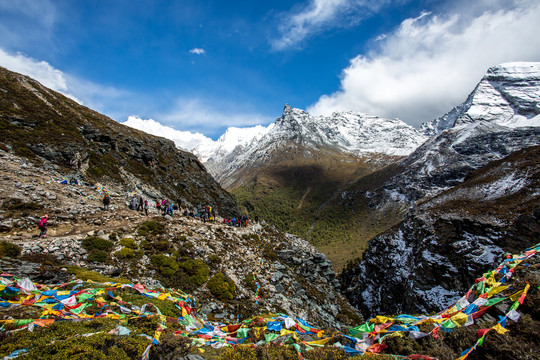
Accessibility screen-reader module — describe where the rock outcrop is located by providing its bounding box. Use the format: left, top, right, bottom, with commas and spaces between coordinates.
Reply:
341, 146, 540, 317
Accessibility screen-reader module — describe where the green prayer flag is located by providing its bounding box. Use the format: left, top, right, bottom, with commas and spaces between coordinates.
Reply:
70, 303, 91, 314
14, 319, 33, 326
78, 293, 94, 302
351, 322, 374, 333
237, 328, 249, 338
264, 333, 280, 343
509, 301, 519, 311
478, 335, 485, 346
484, 297, 506, 307
441, 319, 457, 329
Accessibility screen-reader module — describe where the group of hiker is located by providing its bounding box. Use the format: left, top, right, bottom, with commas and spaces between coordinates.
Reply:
223, 214, 250, 227
38, 183, 259, 237
128, 195, 150, 216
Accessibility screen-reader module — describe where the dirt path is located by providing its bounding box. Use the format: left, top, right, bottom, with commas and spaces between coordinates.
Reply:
297, 187, 311, 210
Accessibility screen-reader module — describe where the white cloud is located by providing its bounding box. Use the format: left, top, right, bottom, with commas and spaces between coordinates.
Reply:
122, 116, 215, 153
189, 48, 206, 55
272, 0, 390, 51
160, 97, 272, 135
308, 1, 540, 126
0, 48, 81, 103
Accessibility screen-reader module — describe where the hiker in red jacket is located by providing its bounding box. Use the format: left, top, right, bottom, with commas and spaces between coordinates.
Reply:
38, 215, 48, 238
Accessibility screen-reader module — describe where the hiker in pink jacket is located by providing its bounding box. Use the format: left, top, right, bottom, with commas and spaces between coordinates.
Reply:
38, 215, 48, 238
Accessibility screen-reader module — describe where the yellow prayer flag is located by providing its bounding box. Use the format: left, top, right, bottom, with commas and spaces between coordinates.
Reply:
509, 290, 524, 303
371, 315, 394, 323
254, 327, 265, 338
280, 329, 299, 341
486, 285, 509, 297
419, 317, 444, 325
493, 323, 509, 334
307, 337, 333, 346
450, 312, 469, 326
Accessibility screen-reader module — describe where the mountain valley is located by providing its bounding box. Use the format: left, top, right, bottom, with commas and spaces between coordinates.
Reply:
0, 62, 539, 359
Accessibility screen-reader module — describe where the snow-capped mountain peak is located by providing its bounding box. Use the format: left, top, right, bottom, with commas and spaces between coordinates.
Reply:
421, 62, 540, 136
266, 104, 428, 157
193, 123, 274, 163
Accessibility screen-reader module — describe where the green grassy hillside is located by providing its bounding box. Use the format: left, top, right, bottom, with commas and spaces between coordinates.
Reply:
232, 154, 405, 271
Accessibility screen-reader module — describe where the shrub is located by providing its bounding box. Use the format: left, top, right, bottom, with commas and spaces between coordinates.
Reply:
150, 255, 178, 276
65, 266, 130, 284
208, 254, 221, 264
140, 240, 150, 250
154, 240, 169, 251
164, 258, 209, 291
0, 241, 21, 257
207, 272, 236, 301
119, 238, 137, 249
82, 237, 114, 251
87, 250, 108, 263
137, 221, 165, 237
178, 259, 209, 287
114, 248, 135, 259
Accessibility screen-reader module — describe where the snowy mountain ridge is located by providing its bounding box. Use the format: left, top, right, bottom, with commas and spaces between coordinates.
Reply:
202, 105, 428, 185
421, 62, 540, 136
193, 123, 274, 163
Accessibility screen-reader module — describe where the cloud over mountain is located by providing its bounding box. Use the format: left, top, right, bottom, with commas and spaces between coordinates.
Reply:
308, 1, 540, 126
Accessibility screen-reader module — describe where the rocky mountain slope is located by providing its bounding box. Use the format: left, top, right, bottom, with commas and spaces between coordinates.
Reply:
197, 63, 540, 272
336, 63, 540, 318
360, 63, 540, 213
0, 66, 237, 216
341, 145, 540, 317
0, 147, 360, 329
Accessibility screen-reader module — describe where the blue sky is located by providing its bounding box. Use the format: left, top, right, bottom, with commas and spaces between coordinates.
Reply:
1, 0, 539, 141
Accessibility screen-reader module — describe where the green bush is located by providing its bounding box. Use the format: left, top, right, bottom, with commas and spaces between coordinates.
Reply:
87, 250, 108, 263
119, 238, 137, 249
0, 241, 21, 257
178, 259, 209, 287
163, 258, 209, 291
65, 266, 129, 284
140, 240, 150, 250
150, 255, 179, 276
137, 221, 165, 237
82, 237, 114, 251
114, 248, 135, 259
207, 272, 236, 301
208, 254, 221, 264
154, 240, 169, 251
